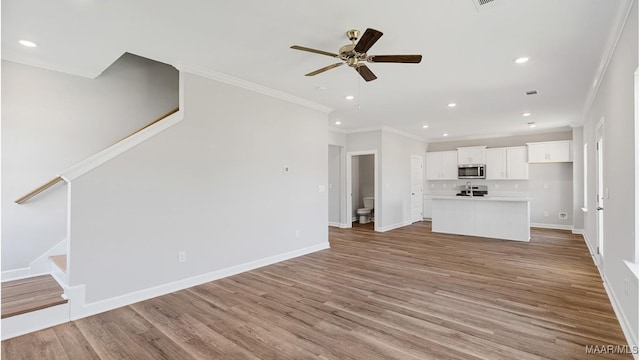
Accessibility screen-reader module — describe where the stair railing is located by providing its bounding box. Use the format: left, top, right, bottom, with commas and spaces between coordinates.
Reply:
14, 107, 179, 204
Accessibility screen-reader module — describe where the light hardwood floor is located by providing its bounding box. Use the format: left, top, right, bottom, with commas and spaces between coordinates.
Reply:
1, 275, 67, 319
1, 222, 632, 359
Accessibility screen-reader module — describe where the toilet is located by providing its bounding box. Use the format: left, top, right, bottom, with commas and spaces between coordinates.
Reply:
356, 197, 375, 224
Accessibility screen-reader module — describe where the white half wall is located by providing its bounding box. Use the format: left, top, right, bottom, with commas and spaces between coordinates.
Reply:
1, 54, 179, 270
68, 71, 330, 303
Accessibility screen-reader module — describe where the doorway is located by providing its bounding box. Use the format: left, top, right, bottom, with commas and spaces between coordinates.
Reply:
595, 118, 605, 268
411, 156, 424, 223
346, 151, 378, 231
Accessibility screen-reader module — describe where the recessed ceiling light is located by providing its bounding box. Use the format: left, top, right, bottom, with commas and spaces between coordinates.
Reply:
422, 125, 429, 129
19, 40, 37, 48
345, 95, 355, 100
522, 112, 531, 117
443, 133, 449, 137
447, 103, 456, 108
515, 57, 530, 64
335, 121, 342, 125
528, 122, 536, 128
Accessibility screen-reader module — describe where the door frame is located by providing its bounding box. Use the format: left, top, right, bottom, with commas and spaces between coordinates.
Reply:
410, 155, 424, 223
346, 150, 378, 231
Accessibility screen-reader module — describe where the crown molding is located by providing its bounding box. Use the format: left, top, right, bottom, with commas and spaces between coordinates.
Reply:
342, 125, 426, 142
581, 0, 635, 123
177, 64, 333, 114
2, 49, 103, 79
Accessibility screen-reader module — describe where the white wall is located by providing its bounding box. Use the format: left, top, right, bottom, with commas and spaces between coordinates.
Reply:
68, 71, 329, 303
425, 131, 574, 228
1, 54, 179, 271
582, 0, 638, 345
381, 131, 427, 230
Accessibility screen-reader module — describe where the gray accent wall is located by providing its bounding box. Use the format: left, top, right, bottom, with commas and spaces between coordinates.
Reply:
69, 72, 329, 303
328, 145, 341, 224
582, 0, 638, 344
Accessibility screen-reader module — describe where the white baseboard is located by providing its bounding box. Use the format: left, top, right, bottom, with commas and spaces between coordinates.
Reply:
377, 221, 412, 233
571, 228, 585, 235
530, 223, 573, 230
68, 242, 330, 321
602, 274, 638, 359
328, 222, 341, 228
1, 267, 33, 282
339, 223, 350, 229
352, 216, 357, 222
1, 303, 70, 340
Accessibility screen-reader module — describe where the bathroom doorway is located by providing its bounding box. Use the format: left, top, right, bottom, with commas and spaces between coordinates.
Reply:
346, 150, 378, 231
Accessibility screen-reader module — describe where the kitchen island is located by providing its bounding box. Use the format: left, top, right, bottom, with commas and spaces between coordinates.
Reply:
431, 195, 531, 241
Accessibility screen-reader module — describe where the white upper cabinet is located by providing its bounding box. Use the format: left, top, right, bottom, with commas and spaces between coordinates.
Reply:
527, 140, 572, 163
426, 151, 458, 180
506, 146, 529, 179
485, 146, 529, 180
485, 148, 506, 179
457, 146, 486, 165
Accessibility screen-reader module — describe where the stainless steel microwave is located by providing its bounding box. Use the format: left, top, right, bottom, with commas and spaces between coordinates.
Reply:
458, 164, 485, 179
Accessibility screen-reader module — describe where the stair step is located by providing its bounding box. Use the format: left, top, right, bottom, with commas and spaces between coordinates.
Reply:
1, 275, 67, 319
49, 255, 67, 272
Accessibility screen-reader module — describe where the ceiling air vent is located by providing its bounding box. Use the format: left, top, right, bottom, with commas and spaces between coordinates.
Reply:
472, 0, 501, 12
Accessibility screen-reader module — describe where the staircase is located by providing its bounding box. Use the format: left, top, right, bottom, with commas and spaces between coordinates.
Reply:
1, 256, 70, 340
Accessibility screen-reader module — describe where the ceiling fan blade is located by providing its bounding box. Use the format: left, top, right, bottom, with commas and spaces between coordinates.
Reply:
290, 45, 339, 58
356, 65, 377, 82
368, 55, 423, 63
353, 28, 383, 53
305, 63, 344, 76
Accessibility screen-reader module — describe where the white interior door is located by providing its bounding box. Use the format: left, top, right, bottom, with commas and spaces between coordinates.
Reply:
595, 123, 605, 267
411, 156, 424, 223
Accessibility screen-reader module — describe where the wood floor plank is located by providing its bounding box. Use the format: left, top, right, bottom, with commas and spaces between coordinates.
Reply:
1, 274, 67, 318
1, 222, 632, 359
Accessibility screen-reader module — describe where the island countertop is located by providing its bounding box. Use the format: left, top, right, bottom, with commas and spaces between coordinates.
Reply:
430, 195, 531, 202
431, 196, 530, 241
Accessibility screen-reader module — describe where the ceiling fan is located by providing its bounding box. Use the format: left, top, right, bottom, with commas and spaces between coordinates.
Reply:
290, 28, 422, 82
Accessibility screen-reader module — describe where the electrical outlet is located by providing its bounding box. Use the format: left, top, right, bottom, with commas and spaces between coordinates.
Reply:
544, 211, 549, 217
283, 166, 290, 174
178, 251, 186, 263
494, 184, 499, 189
514, 183, 519, 189
559, 212, 568, 220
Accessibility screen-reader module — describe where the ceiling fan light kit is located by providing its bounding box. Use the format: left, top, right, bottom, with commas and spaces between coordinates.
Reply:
291, 28, 422, 82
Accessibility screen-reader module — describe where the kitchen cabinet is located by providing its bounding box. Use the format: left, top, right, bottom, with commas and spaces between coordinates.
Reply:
457, 146, 486, 165
426, 151, 458, 180
487, 146, 529, 179
527, 140, 572, 163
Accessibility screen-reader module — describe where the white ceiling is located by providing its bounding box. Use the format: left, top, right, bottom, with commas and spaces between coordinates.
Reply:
2, 0, 631, 141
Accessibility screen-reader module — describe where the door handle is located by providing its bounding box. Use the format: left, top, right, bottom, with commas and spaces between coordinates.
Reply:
596, 207, 604, 211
